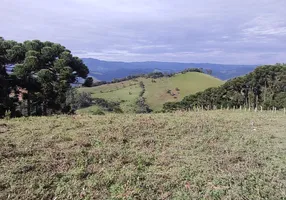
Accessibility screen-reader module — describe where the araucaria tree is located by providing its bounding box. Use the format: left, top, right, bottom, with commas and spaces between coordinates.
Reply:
0, 37, 89, 118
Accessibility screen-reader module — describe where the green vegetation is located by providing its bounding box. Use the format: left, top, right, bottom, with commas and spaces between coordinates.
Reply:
0, 37, 89, 118
163, 64, 286, 112
91, 69, 204, 87
80, 81, 141, 113
144, 72, 223, 111
1, 37, 286, 200
82, 77, 94, 87
1, 111, 285, 199
79, 72, 223, 113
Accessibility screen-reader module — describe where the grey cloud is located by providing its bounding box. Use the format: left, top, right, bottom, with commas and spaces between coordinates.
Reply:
1, 0, 286, 64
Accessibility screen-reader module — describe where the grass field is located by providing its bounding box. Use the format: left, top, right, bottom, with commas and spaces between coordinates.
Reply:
143, 72, 223, 110
1, 111, 285, 199
79, 81, 141, 113
79, 72, 223, 112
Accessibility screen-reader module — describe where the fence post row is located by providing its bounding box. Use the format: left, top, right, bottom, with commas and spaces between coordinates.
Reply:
187, 105, 285, 114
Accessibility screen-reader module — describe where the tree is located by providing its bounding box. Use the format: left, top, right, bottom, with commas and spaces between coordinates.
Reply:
0, 38, 89, 118
82, 77, 93, 87
0, 38, 23, 117
206, 69, 213, 75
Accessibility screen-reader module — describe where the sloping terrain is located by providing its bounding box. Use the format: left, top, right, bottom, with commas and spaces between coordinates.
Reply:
1, 111, 285, 199
79, 72, 223, 112
163, 64, 286, 112
143, 72, 223, 111
83, 58, 257, 81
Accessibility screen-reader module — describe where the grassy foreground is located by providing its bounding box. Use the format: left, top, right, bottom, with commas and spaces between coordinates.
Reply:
0, 111, 286, 199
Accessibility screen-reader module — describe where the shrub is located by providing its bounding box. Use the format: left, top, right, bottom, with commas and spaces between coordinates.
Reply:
90, 109, 105, 115
135, 97, 152, 113
113, 107, 123, 113
75, 92, 93, 108
82, 77, 93, 87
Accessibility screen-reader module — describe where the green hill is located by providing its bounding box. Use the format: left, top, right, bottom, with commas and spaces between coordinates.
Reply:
79, 72, 223, 113
163, 64, 286, 112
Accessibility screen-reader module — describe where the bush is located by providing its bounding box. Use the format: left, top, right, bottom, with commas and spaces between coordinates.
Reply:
113, 107, 123, 113
82, 77, 93, 87
181, 68, 204, 74
90, 109, 105, 115
135, 97, 152, 113
92, 98, 122, 113
75, 92, 93, 108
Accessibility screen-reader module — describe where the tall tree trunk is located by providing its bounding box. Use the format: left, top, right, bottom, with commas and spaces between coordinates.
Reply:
256, 94, 258, 108
27, 91, 31, 116
248, 88, 251, 108
43, 100, 47, 116
264, 81, 267, 102
26, 76, 31, 116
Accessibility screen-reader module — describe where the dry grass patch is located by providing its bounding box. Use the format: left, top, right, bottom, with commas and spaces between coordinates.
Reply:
0, 111, 285, 199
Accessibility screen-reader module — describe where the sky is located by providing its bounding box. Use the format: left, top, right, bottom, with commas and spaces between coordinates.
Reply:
1, 0, 286, 64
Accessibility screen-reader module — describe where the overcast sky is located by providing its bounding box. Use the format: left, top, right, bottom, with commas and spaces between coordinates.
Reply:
1, 0, 286, 64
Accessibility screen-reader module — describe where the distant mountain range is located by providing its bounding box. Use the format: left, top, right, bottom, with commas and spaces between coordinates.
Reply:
82, 58, 258, 81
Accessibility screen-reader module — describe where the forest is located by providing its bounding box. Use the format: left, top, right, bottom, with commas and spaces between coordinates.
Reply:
163, 64, 286, 112
0, 37, 89, 118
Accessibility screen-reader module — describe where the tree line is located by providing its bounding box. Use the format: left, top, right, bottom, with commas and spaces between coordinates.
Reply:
163, 64, 286, 112
0, 37, 89, 118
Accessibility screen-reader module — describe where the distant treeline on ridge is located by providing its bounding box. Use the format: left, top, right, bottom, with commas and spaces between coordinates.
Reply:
90, 68, 205, 87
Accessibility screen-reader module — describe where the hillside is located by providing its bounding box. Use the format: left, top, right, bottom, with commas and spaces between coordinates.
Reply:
1, 111, 285, 199
163, 64, 286, 112
79, 72, 223, 113
83, 58, 257, 81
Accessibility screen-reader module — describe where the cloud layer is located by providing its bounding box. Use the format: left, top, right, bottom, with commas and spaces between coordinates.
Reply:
1, 0, 286, 64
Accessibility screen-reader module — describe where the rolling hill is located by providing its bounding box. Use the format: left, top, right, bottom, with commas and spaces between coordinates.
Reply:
82, 58, 257, 81
163, 64, 286, 112
78, 72, 223, 113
